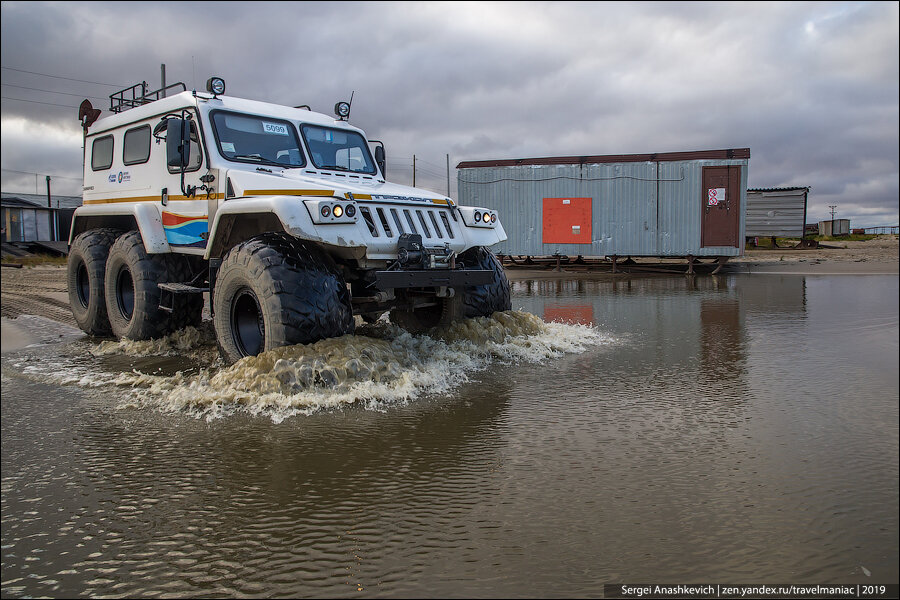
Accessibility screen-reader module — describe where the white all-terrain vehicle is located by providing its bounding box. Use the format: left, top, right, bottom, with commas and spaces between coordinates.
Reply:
68, 77, 510, 362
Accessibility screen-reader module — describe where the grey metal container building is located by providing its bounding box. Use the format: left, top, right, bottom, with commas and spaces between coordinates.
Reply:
457, 148, 749, 258
745, 187, 809, 238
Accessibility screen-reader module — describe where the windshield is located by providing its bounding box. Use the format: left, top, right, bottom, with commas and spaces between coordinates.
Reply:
211, 111, 306, 168
301, 124, 377, 175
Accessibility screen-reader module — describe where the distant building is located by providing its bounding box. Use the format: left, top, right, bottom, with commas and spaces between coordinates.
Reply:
1, 192, 81, 243
818, 219, 850, 237
745, 187, 809, 239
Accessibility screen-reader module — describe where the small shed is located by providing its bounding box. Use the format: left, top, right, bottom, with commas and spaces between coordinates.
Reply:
819, 219, 850, 237
1, 192, 81, 243
745, 187, 809, 239
457, 148, 749, 258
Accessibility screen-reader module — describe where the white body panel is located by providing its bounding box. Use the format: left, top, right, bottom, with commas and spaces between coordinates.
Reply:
74, 91, 506, 263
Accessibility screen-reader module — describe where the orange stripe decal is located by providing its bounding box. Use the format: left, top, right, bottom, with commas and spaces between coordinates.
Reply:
245, 189, 334, 196
83, 193, 224, 205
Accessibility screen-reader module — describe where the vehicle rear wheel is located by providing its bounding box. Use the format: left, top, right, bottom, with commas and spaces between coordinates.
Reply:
104, 231, 203, 340
67, 228, 120, 336
213, 232, 355, 363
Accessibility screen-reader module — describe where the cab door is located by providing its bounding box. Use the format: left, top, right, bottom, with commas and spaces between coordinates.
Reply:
159, 115, 211, 251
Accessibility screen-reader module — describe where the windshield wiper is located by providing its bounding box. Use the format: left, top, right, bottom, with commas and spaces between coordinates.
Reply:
233, 154, 284, 167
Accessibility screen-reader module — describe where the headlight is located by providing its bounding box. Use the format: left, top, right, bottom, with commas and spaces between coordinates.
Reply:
474, 211, 482, 223
332, 204, 344, 218
334, 101, 351, 119
206, 77, 226, 95
321, 205, 331, 218
345, 204, 356, 217
490, 213, 497, 223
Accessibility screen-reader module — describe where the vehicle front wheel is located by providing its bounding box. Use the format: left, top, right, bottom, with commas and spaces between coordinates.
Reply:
213, 233, 355, 363
457, 246, 511, 318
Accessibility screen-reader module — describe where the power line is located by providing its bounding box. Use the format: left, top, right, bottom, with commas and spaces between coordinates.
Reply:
1, 66, 125, 88
1, 95, 79, 109
1, 83, 107, 101
2, 168, 81, 181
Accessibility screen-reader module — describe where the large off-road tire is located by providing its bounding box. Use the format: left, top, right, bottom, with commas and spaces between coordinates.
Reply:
104, 231, 203, 340
458, 246, 511, 318
67, 228, 120, 336
213, 232, 355, 363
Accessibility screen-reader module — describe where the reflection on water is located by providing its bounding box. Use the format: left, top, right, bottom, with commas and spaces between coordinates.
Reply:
2, 274, 897, 597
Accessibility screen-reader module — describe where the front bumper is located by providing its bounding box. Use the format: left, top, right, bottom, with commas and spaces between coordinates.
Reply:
374, 269, 493, 290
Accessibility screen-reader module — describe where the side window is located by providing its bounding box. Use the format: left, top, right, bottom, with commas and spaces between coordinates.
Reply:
91, 135, 114, 171
123, 125, 151, 165
167, 120, 203, 173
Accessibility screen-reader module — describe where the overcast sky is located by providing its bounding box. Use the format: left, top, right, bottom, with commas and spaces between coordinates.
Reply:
1, 1, 898, 226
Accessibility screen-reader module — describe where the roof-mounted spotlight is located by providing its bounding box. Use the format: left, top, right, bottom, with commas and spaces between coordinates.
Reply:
206, 77, 226, 96
334, 101, 351, 120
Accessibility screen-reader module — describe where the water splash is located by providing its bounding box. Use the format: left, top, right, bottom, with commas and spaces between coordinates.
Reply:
90, 325, 219, 365
18, 311, 611, 422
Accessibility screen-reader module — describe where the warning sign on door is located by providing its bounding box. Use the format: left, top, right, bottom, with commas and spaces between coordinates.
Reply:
708, 188, 726, 206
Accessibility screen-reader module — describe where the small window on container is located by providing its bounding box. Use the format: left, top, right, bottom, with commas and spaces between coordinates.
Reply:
123, 125, 151, 165
91, 135, 114, 171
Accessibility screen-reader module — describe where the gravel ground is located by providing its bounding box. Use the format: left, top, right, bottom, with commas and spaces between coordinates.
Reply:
1, 265, 75, 325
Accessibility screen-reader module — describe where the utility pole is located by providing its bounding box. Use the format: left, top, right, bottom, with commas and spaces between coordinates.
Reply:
412, 155, 416, 187
446, 154, 450, 196
46, 175, 56, 241
829, 205, 837, 220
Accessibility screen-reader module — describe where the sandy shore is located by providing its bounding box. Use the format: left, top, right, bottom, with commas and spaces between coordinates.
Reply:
2, 236, 897, 350
505, 236, 899, 279
729, 236, 899, 274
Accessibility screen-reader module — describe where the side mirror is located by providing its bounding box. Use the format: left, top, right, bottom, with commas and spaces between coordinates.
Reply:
166, 118, 191, 168
374, 145, 386, 177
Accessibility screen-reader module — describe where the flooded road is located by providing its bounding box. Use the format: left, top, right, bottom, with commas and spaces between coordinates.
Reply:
2, 274, 898, 597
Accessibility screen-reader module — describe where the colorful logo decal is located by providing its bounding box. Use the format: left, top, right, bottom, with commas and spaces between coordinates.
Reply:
162, 212, 208, 248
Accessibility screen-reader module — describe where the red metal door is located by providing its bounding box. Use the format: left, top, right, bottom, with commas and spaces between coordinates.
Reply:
542, 197, 592, 244
701, 166, 740, 247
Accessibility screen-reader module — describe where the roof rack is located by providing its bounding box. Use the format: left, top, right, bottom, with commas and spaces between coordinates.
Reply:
109, 81, 188, 113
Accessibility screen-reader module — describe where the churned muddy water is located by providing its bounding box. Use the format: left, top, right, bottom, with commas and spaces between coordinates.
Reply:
2, 274, 898, 597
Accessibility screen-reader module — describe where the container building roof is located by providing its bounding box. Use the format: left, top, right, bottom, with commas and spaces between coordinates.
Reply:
457, 148, 750, 169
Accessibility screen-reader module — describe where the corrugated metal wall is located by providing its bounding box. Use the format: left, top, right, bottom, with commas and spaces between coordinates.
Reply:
745, 189, 808, 237
458, 157, 748, 257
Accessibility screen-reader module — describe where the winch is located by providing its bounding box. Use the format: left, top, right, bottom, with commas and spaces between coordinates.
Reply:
396, 233, 454, 270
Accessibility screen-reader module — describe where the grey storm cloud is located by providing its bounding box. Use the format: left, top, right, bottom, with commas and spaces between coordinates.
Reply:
1, 1, 898, 225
